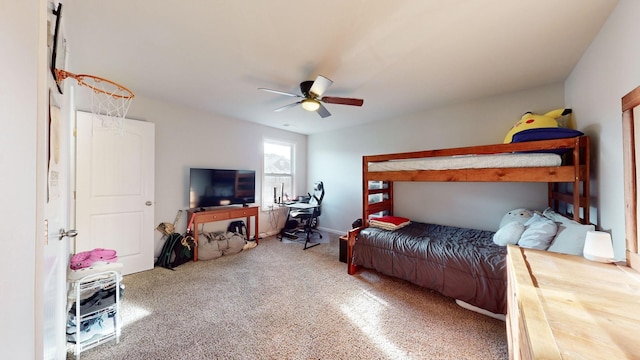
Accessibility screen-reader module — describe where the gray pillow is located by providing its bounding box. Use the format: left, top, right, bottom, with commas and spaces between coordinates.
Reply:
222, 232, 245, 255
517, 213, 557, 250
543, 208, 595, 256
198, 234, 223, 261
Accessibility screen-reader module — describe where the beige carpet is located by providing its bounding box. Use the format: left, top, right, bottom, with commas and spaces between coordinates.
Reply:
67, 232, 508, 359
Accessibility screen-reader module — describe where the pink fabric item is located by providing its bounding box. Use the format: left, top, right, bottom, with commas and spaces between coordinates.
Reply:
90, 248, 117, 261
69, 251, 92, 270
70, 248, 118, 270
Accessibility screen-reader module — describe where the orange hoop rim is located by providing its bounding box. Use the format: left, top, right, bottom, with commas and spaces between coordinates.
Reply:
55, 69, 135, 99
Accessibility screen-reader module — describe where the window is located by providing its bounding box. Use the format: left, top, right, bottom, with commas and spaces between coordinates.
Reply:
263, 140, 294, 210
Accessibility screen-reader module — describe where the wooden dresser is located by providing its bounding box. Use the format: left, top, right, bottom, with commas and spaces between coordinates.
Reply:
506, 245, 640, 359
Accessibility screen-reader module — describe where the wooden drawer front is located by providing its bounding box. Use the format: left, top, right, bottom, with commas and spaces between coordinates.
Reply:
198, 212, 230, 222
230, 208, 257, 218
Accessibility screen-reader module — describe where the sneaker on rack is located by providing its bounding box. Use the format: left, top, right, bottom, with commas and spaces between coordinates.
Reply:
90, 248, 118, 264
69, 251, 93, 270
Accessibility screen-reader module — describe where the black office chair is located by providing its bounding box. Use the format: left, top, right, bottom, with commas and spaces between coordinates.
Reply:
291, 181, 324, 249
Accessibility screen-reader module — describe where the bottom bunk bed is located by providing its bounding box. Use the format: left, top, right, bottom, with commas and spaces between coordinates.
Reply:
353, 221, 507, 314
347, 136, 591, 316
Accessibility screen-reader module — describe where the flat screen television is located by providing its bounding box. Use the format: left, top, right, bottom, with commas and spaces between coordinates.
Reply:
189, 168, 256, 209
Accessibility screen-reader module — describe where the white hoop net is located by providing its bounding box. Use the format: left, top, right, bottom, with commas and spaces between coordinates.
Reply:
55, 70, 134, 134
81, 76, 133, 134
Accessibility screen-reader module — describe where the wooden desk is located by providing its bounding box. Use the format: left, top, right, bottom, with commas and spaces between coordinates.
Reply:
285, 202, 318, 210
187, 206, 259, 261
506, 245, 640, 359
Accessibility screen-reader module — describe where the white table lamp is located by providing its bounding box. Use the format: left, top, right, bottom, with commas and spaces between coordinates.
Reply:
583, 230, 615, 263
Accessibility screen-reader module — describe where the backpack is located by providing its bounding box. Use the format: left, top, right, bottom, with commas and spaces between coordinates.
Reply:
156, 233, 196, 269
227, 220, 247, 237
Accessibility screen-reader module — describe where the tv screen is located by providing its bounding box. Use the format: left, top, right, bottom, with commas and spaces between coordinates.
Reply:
189, 168, 256, 209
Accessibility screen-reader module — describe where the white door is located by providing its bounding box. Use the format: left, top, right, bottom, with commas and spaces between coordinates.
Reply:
43, 96, 73, 359
76, 111, 155, 275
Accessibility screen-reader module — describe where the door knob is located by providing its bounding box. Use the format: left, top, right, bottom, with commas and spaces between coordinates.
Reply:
146, 201, 153, 206
59, 229, 78, 241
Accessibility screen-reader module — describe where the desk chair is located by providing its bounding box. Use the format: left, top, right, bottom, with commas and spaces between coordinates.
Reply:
290, 181, 324, 249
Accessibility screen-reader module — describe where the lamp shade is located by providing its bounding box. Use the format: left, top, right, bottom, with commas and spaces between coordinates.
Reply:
583, 230, 614, 263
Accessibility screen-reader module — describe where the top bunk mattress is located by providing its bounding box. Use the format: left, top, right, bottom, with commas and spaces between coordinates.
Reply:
368, 152, 562, 172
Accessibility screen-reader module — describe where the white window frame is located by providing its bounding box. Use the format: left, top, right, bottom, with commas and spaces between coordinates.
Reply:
262, 139, 295, 211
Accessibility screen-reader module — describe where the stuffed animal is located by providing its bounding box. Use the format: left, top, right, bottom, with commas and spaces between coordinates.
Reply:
493, 208, 533, 246
493, 208, 559, 249
503, 109, 572, 143
499, 208, 533, 228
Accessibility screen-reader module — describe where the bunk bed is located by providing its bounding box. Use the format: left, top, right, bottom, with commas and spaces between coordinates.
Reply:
346, 135, 591, 315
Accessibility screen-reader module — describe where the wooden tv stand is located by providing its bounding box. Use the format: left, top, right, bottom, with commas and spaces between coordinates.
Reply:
187, 206, 259, 262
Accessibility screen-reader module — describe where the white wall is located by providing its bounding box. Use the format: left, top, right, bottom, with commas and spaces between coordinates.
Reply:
111, 96, 308, 256
309, 83, 565, 233
564, 0, 640, 260
0, 0, 40, 357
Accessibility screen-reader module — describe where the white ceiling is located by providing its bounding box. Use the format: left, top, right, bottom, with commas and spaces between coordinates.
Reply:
62, 0, 617, 135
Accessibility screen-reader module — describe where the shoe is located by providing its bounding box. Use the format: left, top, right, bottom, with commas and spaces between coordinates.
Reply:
67, 312, 115, 343
90, 248, 117, 262
69, 248, 118, 270
69, 251, 93, 270
243, 241, 258, 250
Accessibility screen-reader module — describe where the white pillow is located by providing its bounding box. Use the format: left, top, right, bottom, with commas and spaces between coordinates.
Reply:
493, 222, 525, 246
518, 213, 557, 250
543, 208, 595, 255
542, 208, 572, 223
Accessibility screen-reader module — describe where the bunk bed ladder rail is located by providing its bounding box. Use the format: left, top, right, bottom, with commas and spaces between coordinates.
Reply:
362, 156, 394, 227
548, 135, 590, 224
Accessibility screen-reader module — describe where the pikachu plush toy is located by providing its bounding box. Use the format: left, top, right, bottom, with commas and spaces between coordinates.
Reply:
503, 108, 572, 143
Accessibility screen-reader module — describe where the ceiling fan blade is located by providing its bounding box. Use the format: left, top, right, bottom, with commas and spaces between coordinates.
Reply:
274, 101, 302, 112
259, 88, 302, 98
309, 75, 333, 98
316, 103, 331, 118
321, 96, 364, 107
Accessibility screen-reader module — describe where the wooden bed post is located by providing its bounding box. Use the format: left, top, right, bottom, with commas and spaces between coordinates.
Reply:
347, 227, 361, 275
623, 85, 640, 271
572, 137, 581, 222
362, 155, 368, 227
581, 136, 590, 224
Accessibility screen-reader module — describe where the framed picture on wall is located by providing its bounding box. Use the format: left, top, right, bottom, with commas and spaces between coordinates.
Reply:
50, 2, 66, 94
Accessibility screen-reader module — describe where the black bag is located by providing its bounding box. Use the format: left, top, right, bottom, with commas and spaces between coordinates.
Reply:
227, 220, 247, 237
156, 233, 196, 269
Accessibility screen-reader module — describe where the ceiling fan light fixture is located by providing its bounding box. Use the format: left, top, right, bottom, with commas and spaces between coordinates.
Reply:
301, 99, 320, 112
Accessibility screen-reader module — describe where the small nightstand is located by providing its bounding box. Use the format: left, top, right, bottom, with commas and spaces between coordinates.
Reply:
339, 235, 348, 263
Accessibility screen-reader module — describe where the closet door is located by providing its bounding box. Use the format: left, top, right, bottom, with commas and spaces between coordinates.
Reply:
76, 111, 155, 275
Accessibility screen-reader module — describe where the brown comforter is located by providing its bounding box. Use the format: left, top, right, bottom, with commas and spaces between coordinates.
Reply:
353, 221, 507, 314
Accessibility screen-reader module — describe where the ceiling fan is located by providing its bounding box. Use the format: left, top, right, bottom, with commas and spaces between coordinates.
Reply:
259, 75, 364, 118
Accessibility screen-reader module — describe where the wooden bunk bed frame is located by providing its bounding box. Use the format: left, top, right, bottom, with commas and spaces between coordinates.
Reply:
347, 135, 590, 275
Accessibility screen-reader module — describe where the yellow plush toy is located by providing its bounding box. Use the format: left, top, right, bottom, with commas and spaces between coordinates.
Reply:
503, 108, 572, 143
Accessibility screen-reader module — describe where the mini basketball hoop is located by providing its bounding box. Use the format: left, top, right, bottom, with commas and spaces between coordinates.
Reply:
55, 69, 135, 133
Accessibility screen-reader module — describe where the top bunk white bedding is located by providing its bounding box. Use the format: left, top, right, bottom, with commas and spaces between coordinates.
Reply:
367, 152, 562, 172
